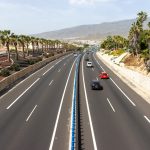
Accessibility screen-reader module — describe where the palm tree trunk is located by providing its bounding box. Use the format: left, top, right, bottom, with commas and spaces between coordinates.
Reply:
41, 44, 44, 52
27, 44, 29, 56
6, 42, 11, 62
15, 45, 19, 60
32, 44, 34, 54
22, 45, 25, 58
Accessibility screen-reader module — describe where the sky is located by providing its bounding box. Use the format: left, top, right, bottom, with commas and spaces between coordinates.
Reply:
0, 0, 150, 34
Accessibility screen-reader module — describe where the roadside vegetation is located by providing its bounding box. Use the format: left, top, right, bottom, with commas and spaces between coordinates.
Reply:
0, 30, 77, 78
101, 11, 150, 73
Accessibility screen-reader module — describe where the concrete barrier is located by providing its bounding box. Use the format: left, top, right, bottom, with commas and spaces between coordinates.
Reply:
0, 52, 71, 92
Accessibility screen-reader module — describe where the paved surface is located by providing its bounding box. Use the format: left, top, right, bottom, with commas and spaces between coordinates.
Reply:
96, 51, 150, 103
0, 54, 77, 150
79, 52, 150, 150
0, 51, 150, 150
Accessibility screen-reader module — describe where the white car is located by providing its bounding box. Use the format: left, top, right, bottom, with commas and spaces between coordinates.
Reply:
86, 61, 93, 67
74, 53, 78, 57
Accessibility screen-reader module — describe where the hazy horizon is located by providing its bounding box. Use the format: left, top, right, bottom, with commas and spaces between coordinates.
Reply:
0, 0, 150, 34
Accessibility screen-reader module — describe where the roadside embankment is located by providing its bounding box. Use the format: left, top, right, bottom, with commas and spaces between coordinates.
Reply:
0, 52, 71, 93
96, 51, 150, 104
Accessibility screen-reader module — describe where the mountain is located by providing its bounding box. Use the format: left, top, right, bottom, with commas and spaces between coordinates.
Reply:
32, 18, 150, 40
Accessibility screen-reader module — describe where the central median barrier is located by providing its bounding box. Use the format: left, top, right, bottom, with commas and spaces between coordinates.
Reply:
69, 55, 81, 150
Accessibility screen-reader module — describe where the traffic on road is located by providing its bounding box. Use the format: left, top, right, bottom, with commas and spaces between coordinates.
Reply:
0, 51, 150, 150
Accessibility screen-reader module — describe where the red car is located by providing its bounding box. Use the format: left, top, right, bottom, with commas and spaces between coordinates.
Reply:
99, 72, 109, 79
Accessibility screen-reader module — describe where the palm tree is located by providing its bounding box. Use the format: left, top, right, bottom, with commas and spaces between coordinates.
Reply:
128, 11, 147, 56
148, 22, 150, 29
10, 34, 19, 60
35, 38, 40, 53
137, 11, 147, 27
24, 36, 31, 56
39, 38, 45, 53
0, 30, 12, 62
18, 35, 26, 58
30, 37, 36, 54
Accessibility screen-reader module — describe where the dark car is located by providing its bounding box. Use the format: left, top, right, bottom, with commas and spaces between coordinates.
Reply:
91, 80, 103, 90
85, 57, 89, 61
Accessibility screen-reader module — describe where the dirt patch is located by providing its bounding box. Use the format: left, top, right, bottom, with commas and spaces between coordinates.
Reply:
0, 76, 5, 81
124, 54, 144, 66
123, 54, 149, 75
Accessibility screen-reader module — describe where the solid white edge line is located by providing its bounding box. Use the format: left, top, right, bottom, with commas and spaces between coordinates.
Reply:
93, 53, 136, 107
93, 54, 105, 72
56, 60, 61, 65
49, 80, 54, 86
26, 105, 37, 122
6, 78, 40, 109
0, 54, 72, 100
58, 68, 61, 72
82, 54, 98, 150
110, 78, 136, 107
43, 66, 54, 76
49, 57, 77, 150
144, 116, 150, 124
107, 98, 115, 112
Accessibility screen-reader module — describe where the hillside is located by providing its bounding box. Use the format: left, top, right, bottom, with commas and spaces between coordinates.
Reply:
32, 18, 150, 40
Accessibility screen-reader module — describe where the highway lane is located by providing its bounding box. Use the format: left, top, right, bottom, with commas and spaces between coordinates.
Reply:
0, 53, 77, 150
52, 55, 81, 150
80, 52, 150, 150
93, 53, 150, 117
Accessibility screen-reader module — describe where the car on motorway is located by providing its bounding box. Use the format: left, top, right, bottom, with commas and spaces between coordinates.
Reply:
99, 72, 109, 79
91, 80, 103, 90
110, 56, 117, 62
86, 61, 93, 67
74, 53, 78, 57
85, 57, 89, 61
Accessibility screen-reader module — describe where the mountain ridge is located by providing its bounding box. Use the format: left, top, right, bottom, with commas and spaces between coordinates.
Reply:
32, 18, 150, 40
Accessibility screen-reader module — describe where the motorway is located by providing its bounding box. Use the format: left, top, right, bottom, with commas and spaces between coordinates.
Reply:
0, 54, 78, 150
79, 52, 150, 150
0, 51, 150, 150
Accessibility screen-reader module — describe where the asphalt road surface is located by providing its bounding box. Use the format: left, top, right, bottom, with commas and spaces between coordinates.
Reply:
0, 51, 150, 150
79, 52, 150, 150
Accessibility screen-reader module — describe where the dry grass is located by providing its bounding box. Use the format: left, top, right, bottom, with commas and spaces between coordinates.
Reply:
123, 54, 149, 75
124, 54, 144, 67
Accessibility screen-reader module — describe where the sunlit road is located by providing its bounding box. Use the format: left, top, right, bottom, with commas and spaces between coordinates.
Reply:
0, 51, 150, 150
0, 54, 78, 150
79, 52, 150, 150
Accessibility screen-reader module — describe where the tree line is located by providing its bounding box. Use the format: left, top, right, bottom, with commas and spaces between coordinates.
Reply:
0, 30, 76, 62
101, 11, 150, 58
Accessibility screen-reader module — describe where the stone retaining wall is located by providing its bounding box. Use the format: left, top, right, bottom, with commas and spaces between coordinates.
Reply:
0, 52, 71, 92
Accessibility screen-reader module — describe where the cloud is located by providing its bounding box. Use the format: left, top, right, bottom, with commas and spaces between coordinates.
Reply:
69, 0, 117, 5
69, 0, 94, 5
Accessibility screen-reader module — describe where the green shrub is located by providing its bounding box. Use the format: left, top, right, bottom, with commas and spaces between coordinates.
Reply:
10, 63, 20, 71
36, 57, 42, 62
111, 49, 125, 56
141, 49, 149, 59
28, 57, 42, 65
0, 69, 10, 77
28, 59, 35, 65
45, 53, 55, 58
